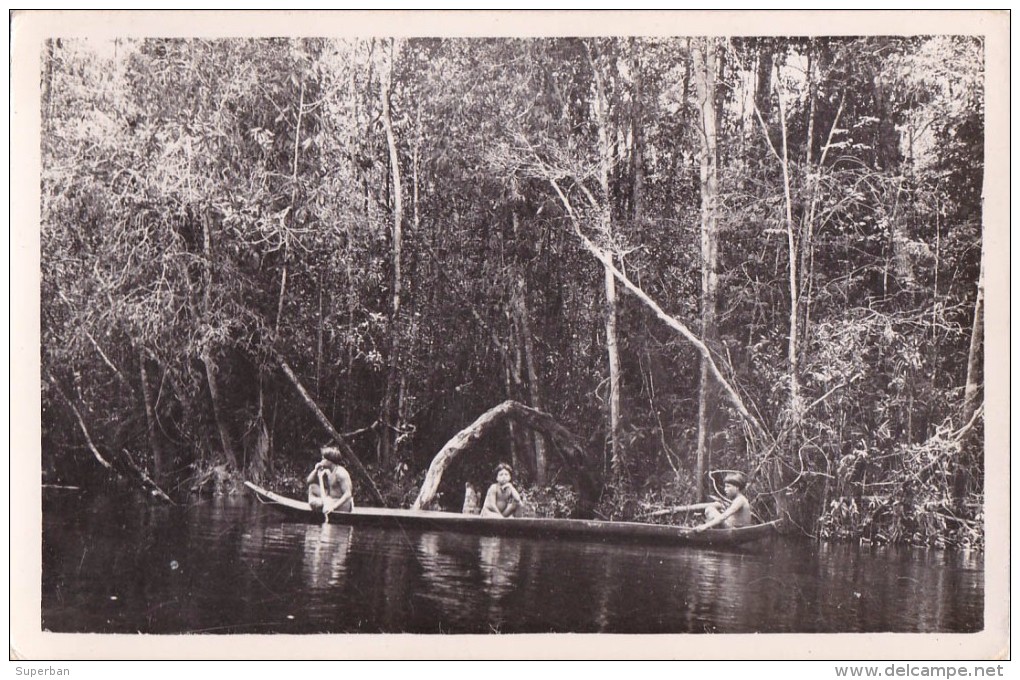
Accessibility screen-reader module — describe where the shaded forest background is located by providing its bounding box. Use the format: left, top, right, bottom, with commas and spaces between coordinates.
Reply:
41, 36, 985, 547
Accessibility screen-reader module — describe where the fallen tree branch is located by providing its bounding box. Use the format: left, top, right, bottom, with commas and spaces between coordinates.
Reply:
547, 176, 768, 443
412, 400, 599, 517
47, 375, 114, 471
46, 372, 174, 504
120, 448, 175, 504
274, 352, 388, 507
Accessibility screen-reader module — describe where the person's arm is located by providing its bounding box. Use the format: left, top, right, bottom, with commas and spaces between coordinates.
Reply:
695, 496, 747, 532
501, 484, 523, 517
330, 469, 353, 509
306, 460, 325, 485
482, 484, 502, 516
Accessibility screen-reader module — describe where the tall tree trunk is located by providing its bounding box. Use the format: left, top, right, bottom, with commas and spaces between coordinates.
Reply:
800, 45, 818, 363
138, 348, 164, 482
962, 256, 984, 425
503, 362, 523, 474
775, 68, 802, 428
198, 210, 239, 469
315, 272, 325, 395
587, 43, 623, 481
801, 94, 845, 366
379, 38, 403, 465
629, 39, 645, 221
692, 38, 721, 501
511, 212, 548, 484
514, 276, 548, 484
754, 45, 773, 121
804, 43, 817, 167
203, 352, 238, 469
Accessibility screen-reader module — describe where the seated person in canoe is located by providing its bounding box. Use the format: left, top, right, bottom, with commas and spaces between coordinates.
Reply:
480, 463, 523, 518
694, 472, 751, 532
306, 446, 354, 514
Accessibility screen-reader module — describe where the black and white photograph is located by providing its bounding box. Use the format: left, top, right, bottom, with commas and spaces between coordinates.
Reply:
11, 10, 1009, 660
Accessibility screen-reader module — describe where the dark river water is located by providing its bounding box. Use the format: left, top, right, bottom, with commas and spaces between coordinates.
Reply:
41, 492, 983, 634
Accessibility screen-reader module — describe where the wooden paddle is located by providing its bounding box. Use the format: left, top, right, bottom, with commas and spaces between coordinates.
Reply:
317, 467, 333, 524
636, 501, 715, 520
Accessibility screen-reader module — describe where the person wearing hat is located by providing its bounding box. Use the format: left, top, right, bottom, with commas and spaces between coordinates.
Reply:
306, 445, 354, 514
480, 462, 524, 518
694, 472, 751, 532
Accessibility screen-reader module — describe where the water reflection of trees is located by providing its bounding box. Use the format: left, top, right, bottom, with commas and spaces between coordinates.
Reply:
413, 532, 487, 632
335, 527, 418, 632
477, 535, 522, 628
811, 541, 983, 633
43, 496, 984, 634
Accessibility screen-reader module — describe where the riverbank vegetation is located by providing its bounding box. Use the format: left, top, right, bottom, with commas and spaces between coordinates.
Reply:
41, 36, 984, 548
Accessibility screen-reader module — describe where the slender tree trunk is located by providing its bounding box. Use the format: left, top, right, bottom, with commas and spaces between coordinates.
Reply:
138, 348, 164, 481
962, 256, 984, 425
249, 380, 270, 483
315, 272, 325, 395
681, 38, 691, 112
629, 39, 645, 221
510, 212, 548, 483
514, 278, 548, 484
692, 38, 721, 501
755, 45, 773, 121
203, 353, 238, 468
198, 210, 239, 469
800, 47, 818, 364
804, 44, 816, 167
379, 38, 403, 465
503, 363, 523, 474
604, 270, 622, 478
587, 44, 623, 481
801, 95, 845, 366
776, 71, 802, 427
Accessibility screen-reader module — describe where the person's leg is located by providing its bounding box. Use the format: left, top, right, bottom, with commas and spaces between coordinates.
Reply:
308, 483, 324, 511
704, 502, 723, 521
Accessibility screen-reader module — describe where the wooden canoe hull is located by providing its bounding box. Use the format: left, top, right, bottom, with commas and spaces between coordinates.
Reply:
244, 482, 779, 547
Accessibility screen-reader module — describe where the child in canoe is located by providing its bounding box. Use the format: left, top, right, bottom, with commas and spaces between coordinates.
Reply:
306, 446, 354, 514
694, 471, 751, 532
480, 462, 524, 518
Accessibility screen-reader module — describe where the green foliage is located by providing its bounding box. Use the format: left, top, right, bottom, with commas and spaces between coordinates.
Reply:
519, 484, 579, 519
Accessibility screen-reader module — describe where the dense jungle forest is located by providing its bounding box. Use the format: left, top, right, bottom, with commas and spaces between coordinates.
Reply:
41, 36, 985, 548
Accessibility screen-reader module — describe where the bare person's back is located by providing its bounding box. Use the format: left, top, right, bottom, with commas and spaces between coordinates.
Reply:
727, 494, 752, 527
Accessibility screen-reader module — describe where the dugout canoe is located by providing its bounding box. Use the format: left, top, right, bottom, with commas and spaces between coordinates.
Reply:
244, 482, 780, 547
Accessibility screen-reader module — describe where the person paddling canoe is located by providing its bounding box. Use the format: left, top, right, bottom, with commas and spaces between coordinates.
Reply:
694, 472, 751, 532
480, 462, 523, 518
307, 446, 354, 515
